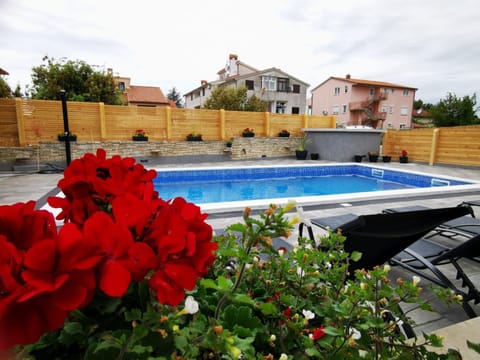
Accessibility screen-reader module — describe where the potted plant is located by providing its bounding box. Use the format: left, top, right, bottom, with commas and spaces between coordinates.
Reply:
310, 153, 319, 160
186, 132, 202, 141
368, 152, 379, 162
132, 129, 148, 141
382, 154, 392, 162
400, 149, 409, 163
295, 136, 311, 160
57, 133, 77, 141
225, 138, 233, 148
242, 127, 255, 137
278, 129, 290, 137
354, 154, 365, 162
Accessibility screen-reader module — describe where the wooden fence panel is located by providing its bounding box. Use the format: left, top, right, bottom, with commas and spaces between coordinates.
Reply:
269, 113, 304, 137
224, 110, 265, 138
0, 99, 18, 146
171, 108, 219, 140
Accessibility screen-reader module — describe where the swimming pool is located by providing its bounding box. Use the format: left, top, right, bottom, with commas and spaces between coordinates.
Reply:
154, 164, 478, 212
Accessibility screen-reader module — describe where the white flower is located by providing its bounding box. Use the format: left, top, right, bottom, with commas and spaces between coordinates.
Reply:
412, 276, 421, 286
185, 295, 199, 314
279, 354, 288, 360
296, 206, 312, 227
296, 266, 305, 278
269, 334, 276, 342
349, 327, 361, 340
383, 264, 391, 272
302, 309, 315, 320
283, 199, 297, 212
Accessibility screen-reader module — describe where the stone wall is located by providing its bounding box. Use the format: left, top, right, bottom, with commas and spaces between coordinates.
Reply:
0, 137, 302, 171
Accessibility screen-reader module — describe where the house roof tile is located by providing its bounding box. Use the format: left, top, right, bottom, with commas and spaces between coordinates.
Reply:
312, 76, 417, 92
126, 86, 169, 104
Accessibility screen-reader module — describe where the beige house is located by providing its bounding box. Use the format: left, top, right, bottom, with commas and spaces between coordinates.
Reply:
310, 74, 417, 129
184, 54, 309, 114
111, 70, 171, 107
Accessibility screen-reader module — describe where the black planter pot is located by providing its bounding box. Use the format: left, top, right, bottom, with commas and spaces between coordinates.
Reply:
368, 154, 379, 162
278, 132, 290, 137
58, 135, 77, 141
295, 150, 308, 160
382, 156, 392, 163
132, 136, 148, 141
242, 132, 255, 137
399, 156, 409, 163
354, 155, 364, 162
187, 135, 202, 141
310, 153, 319, 160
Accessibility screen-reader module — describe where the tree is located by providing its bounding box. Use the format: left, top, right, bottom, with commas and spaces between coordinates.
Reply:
167, 87, 183, 108
413, 99, 433, 110
430, 92, 479, 127
202, 86, 268, 112
30, 56, 123, 104
0, 77, 11, 98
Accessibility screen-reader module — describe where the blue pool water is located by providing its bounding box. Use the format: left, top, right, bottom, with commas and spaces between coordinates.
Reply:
153, 165, 471, 204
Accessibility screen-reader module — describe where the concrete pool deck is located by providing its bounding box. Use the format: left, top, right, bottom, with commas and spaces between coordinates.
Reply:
1, 158, 479, 350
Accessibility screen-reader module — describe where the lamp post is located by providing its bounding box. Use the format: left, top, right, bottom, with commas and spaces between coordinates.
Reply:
60, 90, 72, 166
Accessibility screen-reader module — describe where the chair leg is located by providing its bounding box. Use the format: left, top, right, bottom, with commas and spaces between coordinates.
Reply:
299, 222, 315, 243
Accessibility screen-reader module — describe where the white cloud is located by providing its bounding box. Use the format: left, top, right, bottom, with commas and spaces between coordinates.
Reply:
1, 0, 479, 104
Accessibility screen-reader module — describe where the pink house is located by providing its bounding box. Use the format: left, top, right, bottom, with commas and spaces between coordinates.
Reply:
310, 74, 417, 129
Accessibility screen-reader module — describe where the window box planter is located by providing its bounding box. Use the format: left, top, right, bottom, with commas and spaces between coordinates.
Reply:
186, 134, 203, 141
132, 136, 148, 141
57, 134, 77, 141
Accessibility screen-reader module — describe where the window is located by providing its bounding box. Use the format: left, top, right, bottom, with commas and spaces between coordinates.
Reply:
276, 102, 286, 113
342, 104, 347, 113
391, 88, 395, 94
344, 85, 348, 93
387, 123, 394, 129
384, 87, 388, 94
334, 87, 340, 95
399, 123, 407, 129
118, 82, 125, 92
201, 88, 205, 96
370, 88, 375, 96
292, 107, 299, 114
262, 76, 277, 91
332, 105, 339, 114
381, 105, 387, 113
245, 80, 254, 90
292, 84, 300, 93
389, 106, 394, 114
277, 77, 289, 92
400, 106, 409, 115
403, 89, 409, 96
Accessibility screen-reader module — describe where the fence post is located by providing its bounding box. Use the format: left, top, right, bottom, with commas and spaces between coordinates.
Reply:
330, 115, 336, 128
15, 98, 26, 146
165, 106, 172, 140
219, 109, 226, 140
264, 111, 270, 137
429, 128, 440, 166
99, 102, 106, 141
303, 113, 309, 129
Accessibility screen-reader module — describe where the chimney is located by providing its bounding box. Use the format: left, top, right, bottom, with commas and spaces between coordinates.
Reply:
201, 80, 208, 86
229, 54, 238, 60
346, 74, 351, 79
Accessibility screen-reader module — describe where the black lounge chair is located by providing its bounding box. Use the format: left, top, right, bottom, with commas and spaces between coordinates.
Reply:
299, 205, 479, 318
383, 205, 480, 259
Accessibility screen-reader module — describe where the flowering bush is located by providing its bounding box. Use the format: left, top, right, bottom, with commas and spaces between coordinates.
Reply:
0, 148, 475, 359
401, 149, 408, 157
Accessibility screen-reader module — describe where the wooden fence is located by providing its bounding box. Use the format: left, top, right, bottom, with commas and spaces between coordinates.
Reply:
0, 98, 336, 146
382, 125, 480, 166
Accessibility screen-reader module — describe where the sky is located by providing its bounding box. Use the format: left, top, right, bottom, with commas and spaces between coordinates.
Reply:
1, 0, 479, 105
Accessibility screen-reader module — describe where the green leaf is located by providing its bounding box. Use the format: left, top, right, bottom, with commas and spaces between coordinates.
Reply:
258, 302, 277, 316
233, 293, 255, 305
124, 308, 142, 321
350, 251, 362, 262
200, 278, 219, 290
467, 340, 480, 354
322, 326, 342, 336
217, 275, 234, 290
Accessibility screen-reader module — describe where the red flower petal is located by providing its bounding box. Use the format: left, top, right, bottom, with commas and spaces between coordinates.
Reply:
99, 260, 131, 297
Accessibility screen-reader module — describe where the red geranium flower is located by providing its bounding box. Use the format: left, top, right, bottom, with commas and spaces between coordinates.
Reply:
311, 326, 326, 340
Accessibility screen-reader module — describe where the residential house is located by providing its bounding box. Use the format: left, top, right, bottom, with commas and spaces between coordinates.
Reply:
184, 54, 310, 114
310, 74, 417, 129
111, 70, 171, 107
0, 68, 9, 75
